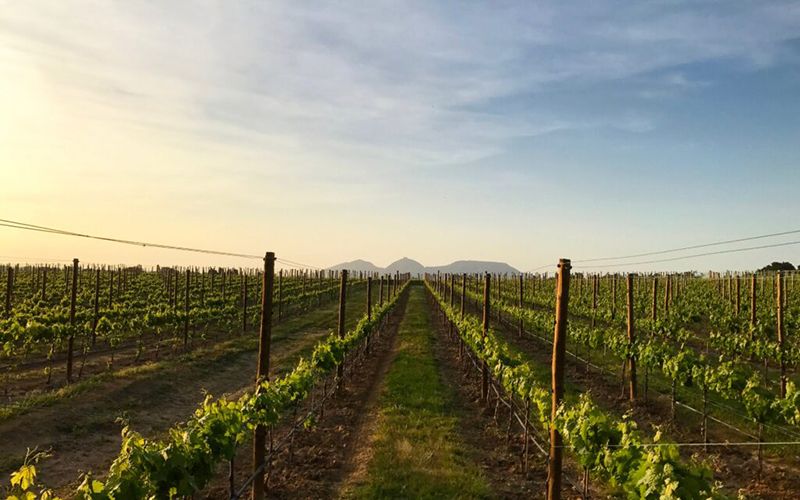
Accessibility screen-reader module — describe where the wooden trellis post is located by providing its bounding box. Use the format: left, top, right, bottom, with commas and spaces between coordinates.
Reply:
547, 259, 571, 500
777, 271, 786, 398
252, 252, 275, 500
336, 270, 348, 382
518, 273, 524, 337
627, 274, 637, 401
481, 273, 490, 404
66, 258, 79, 384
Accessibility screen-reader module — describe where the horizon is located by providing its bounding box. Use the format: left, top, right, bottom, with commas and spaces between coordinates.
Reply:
2, 2, 799, 271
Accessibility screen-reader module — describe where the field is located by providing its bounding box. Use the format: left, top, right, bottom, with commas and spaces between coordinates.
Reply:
2, 261, 800, 499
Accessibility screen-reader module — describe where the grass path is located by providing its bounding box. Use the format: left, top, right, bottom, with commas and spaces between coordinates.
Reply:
345, 284, 491, 499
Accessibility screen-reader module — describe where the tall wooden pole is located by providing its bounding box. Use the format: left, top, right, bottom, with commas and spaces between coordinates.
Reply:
777, 271, 786, 398
518, 274, 524, 337
92, 268, 100, 347
252, 252, 275, 500
481, 273, 490, 404
336, 270, 348, 382
547, 259, 571, 500
735, 274, 741, 316
277, 269, 283, 322
651, 276, 657, 322
66, 258, 79, 384
183, 269, 190, 348
242, 272, 248, 333
41, 266, 47, 302
4, 266, 13, 317
461, 273, 466, 320
750, 274, 757, 327
367, 276, 372, 321
611, 274, 617, 320
627, 274, 637, 401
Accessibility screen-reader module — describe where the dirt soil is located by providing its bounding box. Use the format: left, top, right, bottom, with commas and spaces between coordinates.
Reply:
426, 295, 554, 499
202, 291, 409, 499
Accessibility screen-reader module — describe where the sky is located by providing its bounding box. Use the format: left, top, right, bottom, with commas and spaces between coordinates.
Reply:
1, 1, 800, 273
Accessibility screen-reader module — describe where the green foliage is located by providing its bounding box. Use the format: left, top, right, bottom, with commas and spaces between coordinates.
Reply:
73, 281, 409, 499
428, 282, 721, 499
4, 449, 61, 500
758, 262, 795, 272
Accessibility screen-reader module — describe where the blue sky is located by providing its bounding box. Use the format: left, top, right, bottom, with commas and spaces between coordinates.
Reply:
1, 1, 799, 271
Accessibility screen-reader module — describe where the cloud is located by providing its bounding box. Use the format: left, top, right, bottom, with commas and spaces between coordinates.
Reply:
1, 0, 799, 173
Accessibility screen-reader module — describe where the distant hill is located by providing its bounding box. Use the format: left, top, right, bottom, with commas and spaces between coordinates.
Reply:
328, 259, 384, 273
385, 257, 426, 275
327, 257, 520, 275
429, 260, 520, 275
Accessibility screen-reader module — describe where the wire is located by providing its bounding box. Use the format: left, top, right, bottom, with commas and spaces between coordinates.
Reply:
574, 229, 800, 263
572, 239, 800, 269
0, 217, 329, 271
276, 257, 322, 270
0, 255, 75, 263
0, 218, 262, 259
558, 440, 800, 449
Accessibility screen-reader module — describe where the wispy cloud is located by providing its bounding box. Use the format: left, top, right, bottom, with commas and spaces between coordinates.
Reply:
2, 1, 798, 172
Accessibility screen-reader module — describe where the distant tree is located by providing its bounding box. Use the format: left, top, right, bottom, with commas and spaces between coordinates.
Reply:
758, 261, 795, 272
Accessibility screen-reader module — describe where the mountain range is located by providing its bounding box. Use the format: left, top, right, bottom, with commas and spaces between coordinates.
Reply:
328, 257, 520, 275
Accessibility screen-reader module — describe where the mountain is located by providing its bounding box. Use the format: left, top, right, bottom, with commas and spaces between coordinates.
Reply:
385, 257, 426, 275
328, 259, 383, 273
326, 258, 520, 276
429, 260, 520, 275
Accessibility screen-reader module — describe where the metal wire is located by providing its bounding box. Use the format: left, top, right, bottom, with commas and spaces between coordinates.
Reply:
0, 219, 264, 259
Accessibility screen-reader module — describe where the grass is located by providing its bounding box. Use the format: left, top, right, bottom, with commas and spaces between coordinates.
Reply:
346, 284, 491, 499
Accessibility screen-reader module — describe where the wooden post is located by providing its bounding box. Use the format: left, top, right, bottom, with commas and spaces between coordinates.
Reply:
750, 274, 757, 327
664, 275, 671, 316
92, 268, 100, 347
252, 252, 275, 500
448, 274, 455, 337
108, 268, 114, 308
591, 274, 598, 327
242, 272, 248, 333
651, 276, 657, 322
367, 277, 372, 321
66, 258, 79, 384
336, 270, 348, 382
461, 273, 466, 320
481, 273, 490, 404
41, 266, 47, 302
777, 271, 786, 398
183, 269, 190, 348
277, 269, 283, 322
518, 274, 524, 337
547, 259, 571, 500
379, 275, 384, 306
4, 266, 12, 316
449, 273, 455, 307
735, 274, 741, 316
627, 274, 637, 401
611, 274, 617, 320
173, 269, 179, 309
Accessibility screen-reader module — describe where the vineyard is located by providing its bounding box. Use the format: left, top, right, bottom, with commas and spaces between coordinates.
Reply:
2, 255, 800, 499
